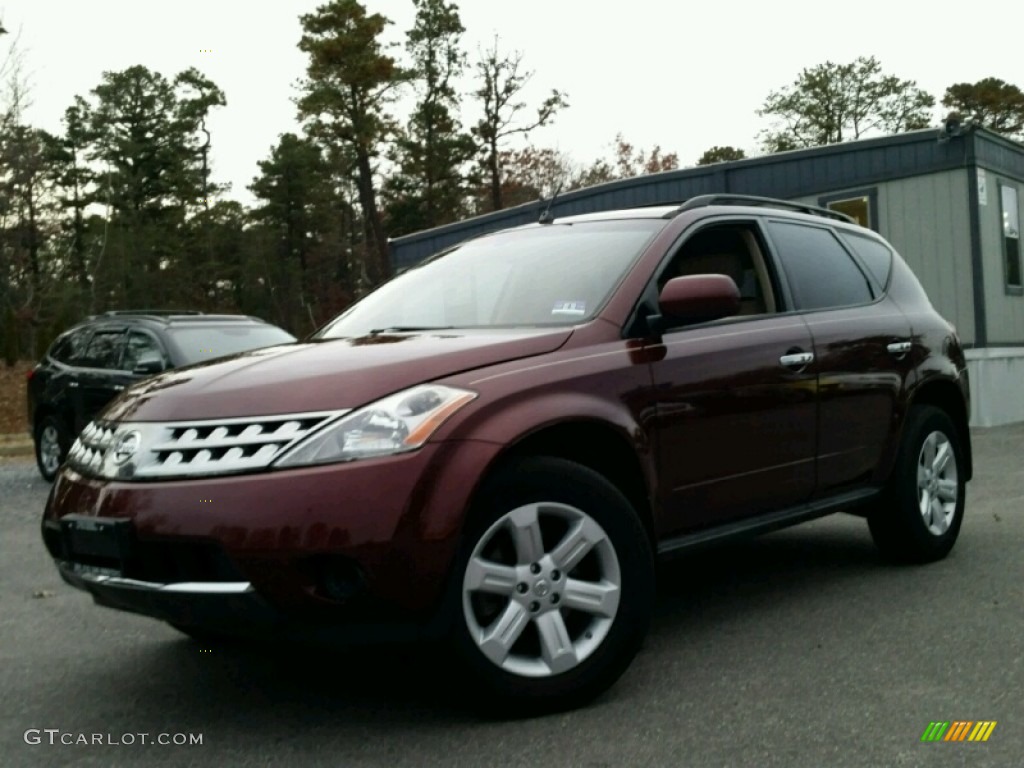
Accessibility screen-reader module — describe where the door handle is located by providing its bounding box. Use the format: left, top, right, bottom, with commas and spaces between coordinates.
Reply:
779, 352, 814, 369
887, 341, 912, 356
68, 381, 79, 388
113, 385, 125, 391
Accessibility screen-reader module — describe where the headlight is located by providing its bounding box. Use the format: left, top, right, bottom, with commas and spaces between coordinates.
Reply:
273, 384, 477, 468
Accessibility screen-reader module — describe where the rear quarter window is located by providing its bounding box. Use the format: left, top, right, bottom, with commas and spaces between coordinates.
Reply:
839, 231, 894, 292
767, 221, 874, 311
49, 328, 91, 364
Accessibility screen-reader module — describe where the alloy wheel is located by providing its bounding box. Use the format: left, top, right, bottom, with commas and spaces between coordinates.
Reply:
462, 502, 621, 678
39, 424, 62, 476
917, 430, 958, 536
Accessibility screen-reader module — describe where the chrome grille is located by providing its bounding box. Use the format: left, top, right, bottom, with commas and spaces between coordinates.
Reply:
67, 411, 348, 481
72, 422, 120, 475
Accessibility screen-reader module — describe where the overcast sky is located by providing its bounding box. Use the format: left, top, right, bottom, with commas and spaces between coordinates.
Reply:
4, 1, 1023, 207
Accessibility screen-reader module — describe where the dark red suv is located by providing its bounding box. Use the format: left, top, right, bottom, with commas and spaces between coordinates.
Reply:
41, 195, 971, 711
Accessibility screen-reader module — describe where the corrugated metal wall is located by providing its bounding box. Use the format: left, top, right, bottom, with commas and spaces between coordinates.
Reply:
390, 128, 968, 269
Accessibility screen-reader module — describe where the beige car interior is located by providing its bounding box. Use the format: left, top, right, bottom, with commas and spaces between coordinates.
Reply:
664, 225, 777, 316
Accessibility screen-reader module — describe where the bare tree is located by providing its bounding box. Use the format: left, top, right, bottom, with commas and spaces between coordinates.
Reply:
471, 37, 567, 211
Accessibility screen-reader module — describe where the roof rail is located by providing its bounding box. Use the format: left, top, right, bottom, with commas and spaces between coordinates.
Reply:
670, 194, 856, 224
102, 310, 204, 316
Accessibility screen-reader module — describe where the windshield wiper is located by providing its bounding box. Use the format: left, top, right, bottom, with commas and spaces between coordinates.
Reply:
367, 325, 457, 335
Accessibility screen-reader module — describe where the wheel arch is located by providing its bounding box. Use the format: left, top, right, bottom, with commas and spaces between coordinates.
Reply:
909, 379, 972, 480
32, 404, 57, 435
483, 419, 658, 546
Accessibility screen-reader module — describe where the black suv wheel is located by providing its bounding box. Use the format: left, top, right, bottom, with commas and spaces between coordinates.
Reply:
35, 415, 70, 482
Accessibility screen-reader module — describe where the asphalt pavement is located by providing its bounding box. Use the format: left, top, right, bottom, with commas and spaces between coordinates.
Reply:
1, 424, 1022, 767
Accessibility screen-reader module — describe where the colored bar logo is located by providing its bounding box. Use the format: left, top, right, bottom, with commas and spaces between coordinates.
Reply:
921, 721, 997, 742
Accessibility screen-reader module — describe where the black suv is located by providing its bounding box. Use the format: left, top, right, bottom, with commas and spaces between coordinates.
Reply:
27, 311, 295, 480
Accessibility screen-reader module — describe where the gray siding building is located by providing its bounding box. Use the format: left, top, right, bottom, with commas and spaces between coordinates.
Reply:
390, 126, 1024, 427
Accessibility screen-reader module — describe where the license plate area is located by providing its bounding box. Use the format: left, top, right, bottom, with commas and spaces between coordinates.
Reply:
60, 515, 135, 574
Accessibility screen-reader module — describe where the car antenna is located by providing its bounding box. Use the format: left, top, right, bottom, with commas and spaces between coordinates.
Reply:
538, 180, 565, 225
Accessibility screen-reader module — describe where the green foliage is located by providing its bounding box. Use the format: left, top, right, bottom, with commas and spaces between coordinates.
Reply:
46, 98, 95, 288
298, 0, 399, 287
758, 56, 935, 152
82, 65, 228, 311
0, 122, 61, 359
248, 133, 354, 331
942, 78, 1024, 138
697, 145, 747, 165
383, 0, 476, 236
88, 65, 225, 215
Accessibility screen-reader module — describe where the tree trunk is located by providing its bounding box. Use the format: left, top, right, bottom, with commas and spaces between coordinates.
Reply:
72, 203, 88, 289
488, 138, 502, 211
354, 146, 391, 285
27, 184, 40, 293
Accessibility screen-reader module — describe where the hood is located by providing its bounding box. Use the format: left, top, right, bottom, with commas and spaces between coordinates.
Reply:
102, 328, 573, 422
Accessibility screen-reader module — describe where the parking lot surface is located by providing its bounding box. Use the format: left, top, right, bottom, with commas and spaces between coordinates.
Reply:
2, 424, 1022, 767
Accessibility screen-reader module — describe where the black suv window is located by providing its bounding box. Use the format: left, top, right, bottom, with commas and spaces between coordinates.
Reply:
767, 221, 874, 311
166, 324, 294, 364
121, 331, 166, 371
839, 231, 894, 291
79, 329, 125, 369
49, 328, 90, 364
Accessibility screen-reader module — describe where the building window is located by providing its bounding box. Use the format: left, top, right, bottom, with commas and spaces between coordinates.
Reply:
818, 188, 877, 229
828, 197, 870, 226
1001, 184, 1022, 293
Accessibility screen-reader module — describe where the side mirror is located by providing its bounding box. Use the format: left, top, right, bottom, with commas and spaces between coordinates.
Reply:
650, 274, 740, 334
132, 355, 165, 375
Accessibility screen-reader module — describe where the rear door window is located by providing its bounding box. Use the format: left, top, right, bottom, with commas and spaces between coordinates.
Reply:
767, 221, 874, 311
79, 329, 126, 369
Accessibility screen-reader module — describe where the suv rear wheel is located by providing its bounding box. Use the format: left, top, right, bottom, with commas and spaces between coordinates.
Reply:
35, 415, 70, 482
451, 457, 655, 713
868, 405, 965, 563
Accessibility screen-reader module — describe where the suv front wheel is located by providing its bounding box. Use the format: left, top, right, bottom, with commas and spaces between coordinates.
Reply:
451, 457, 655, 713
35, 415, 70, 482
868, 405, 966, 563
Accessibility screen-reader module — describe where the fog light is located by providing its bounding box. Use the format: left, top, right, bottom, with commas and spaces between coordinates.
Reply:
312, 556, 366, 602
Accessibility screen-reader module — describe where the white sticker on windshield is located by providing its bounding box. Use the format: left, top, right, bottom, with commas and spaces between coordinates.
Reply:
552, 300, 586, 316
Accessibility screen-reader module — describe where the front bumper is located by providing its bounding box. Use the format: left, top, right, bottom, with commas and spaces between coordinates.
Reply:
55, 560, 277, 630
43, 439, 504, 628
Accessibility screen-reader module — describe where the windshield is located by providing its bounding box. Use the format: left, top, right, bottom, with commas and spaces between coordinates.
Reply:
167, 324, 296, 364
317, 220, 665, 338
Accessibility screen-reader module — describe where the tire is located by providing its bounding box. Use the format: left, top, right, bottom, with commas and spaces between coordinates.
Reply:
450, 456, 655, 714
35, 415, 70, 482
868, 405, 966, 564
